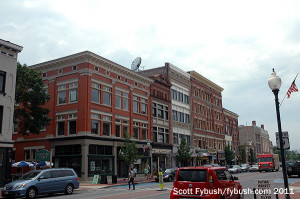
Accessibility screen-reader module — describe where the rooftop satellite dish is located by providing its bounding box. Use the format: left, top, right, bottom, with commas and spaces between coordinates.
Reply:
131, 57, 141, 71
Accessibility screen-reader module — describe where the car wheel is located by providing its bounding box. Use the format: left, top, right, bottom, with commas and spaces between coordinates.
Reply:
65, 184, 74, 195
26, 187, 37, 199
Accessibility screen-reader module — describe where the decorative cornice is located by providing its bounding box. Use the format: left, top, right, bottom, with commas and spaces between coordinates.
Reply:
30, 51, 154, 85
188, 70, 224, 92
223, 108, 239, 118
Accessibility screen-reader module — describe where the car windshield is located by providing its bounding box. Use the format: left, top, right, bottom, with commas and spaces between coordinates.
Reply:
252, 165, 258, 167
258, 157, 273, 162
164, 169, 172, 173
177, 169, 207, 182
286, 162, 296, 166
241, 164, 248, 167
20, 171, 41, 180
233, 165, 239, 168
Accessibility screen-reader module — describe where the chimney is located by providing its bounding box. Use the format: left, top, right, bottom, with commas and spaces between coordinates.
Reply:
252, 121, 256, 126
261, 125, 264, 129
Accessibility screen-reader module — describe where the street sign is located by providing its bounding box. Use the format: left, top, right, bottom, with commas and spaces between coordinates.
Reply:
257, 180, 271, 199
36, 149, 50, 162
275, 131, 290, 150
158, 172, 164, 190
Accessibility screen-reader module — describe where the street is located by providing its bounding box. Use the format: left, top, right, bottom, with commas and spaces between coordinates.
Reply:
34, 170, 300, 199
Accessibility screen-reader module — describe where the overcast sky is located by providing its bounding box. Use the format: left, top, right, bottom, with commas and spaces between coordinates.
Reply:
1, 0, 300, 150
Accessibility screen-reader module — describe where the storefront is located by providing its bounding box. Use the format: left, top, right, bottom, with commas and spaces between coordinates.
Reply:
217, 151, 225, 166
0, 147, 12, 187
195, 149, 211, 165
208, 148, 217, 164
152, 148, 172, 173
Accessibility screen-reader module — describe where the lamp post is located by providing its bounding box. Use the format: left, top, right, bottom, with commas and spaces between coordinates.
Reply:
268, 69, 290, 199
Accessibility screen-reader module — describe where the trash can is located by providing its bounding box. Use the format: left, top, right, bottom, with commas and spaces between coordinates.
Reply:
112, 175, 117, 184
100, 175, 108, 184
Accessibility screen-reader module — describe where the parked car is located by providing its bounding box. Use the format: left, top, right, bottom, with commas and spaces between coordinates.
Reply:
170, 166, 243, 199
1, 168, 79, 199
155, 167, 178, 182
286, 161, 300, 177
250, 164, 259, 172
240, 164, 250, 172
203, 164, 220, 167
228, 165, 242, 174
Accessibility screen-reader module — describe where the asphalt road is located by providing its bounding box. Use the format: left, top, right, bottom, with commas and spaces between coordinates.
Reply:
37, 170, 300, 199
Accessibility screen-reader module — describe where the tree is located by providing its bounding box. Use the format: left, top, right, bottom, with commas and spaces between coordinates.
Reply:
118, 133, 141, 173
14, 63, 51, 135
225, 145, 235, 166
248, 148, 257, 163
176, 138, 192, 167
273, 146, 281, 161
237, 145, 246, 164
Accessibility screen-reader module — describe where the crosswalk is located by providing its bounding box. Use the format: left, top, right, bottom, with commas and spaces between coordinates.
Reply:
102, 187, 173, 192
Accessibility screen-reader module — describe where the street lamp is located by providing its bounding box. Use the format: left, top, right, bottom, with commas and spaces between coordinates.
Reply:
268, 69, 290, 199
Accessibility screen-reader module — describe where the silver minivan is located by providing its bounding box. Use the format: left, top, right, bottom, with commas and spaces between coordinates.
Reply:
1, 168, 80, 199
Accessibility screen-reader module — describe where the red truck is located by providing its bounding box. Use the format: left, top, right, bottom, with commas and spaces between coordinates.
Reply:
258, 154, 280, 172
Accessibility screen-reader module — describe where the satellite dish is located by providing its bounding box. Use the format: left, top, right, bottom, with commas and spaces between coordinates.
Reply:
131, 57, 141, 71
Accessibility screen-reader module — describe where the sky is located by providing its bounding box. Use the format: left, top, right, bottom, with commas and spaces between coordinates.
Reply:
1, 0, 300, 150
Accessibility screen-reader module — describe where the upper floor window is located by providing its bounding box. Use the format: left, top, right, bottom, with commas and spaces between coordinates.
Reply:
123, 93, 129, 111
133, 96, 139, 113
69, 83, 78, 102
0, 106, 3, 134
141, 98, 147, 115
58, 85, 66, 104
0, 71, 6, 93
91, 82, 100, 103
103, 86, 111, 106
115, 90, 121, 109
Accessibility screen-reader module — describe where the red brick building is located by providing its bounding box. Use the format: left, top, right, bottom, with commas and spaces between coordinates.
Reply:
189, 71, 226, 165
13, 51, 153, 181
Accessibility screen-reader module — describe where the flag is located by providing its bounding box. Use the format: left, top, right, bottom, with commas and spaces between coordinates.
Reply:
287, 80, 298, 98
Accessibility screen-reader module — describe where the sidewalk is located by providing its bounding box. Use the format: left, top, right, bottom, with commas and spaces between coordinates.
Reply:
278, 181, 300, 199
78, 178, 156, 190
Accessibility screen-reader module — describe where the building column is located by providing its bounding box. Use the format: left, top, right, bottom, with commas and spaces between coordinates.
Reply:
113, 141, 118, 176
81, 143, 89, 181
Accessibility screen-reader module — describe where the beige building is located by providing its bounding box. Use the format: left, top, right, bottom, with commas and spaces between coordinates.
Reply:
0, 39, 23, 186
239, 121, 273, 162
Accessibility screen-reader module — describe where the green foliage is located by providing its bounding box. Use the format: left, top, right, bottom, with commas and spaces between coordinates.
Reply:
176, 138, 192, 167
248, 148, 257, 163
225, 145, 235, 165
273, 146, 281, 161
118, 133, 141, 169
237, 145, 246, 163
285, 150, 300, 161
14, 63, 51, 135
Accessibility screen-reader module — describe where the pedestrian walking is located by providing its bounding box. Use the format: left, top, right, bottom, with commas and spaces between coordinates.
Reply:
144, 166, 149, 180
128, 168, 135, 190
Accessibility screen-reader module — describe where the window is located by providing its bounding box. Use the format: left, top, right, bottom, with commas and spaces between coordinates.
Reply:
178, 92, 183, 102
117, 75, 121, 80
141, 100, 147, 114
57, 85, 66, 104
0, 106, 3, 134
0, 71, 6, 93
184, 95, 189, 104
91, 82, 100, 103
123, 125, 129, 137
42, 73, 47, 77
172, 110, 177, 121
185, 114, 190, 124
158, 128, 164, 143
72, 65, 77, 70
103, 86, 111, 106
133, 122, 139, 139
57, 121, 65, 136
115, 90, 121, 109
142, 123, 147, 140
173, 133, 178, 144
103, 116, 111, 136
69, 120, 76, 134
153, 127, 157, 142
69, 83, 78, 102
123, 93, 129, 110
91, 120, 99, 134
25, 150, 30, 160
133, 96, 139, 113
58, 69, 62, 74
115, 119, 121, 137
95, 66, 99, 71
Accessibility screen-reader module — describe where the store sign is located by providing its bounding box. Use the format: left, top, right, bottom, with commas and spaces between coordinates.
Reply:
36, 149, 50, 162
152, 149, 171, 154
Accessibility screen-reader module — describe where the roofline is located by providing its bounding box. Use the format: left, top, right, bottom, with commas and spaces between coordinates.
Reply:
30, 51, 153, 85
0, 39, 23, 52
223, 108, 239, 117
188, 70, 223, 92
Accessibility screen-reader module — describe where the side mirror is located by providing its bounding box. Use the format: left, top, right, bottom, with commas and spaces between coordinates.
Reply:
233, 176, 238, 180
